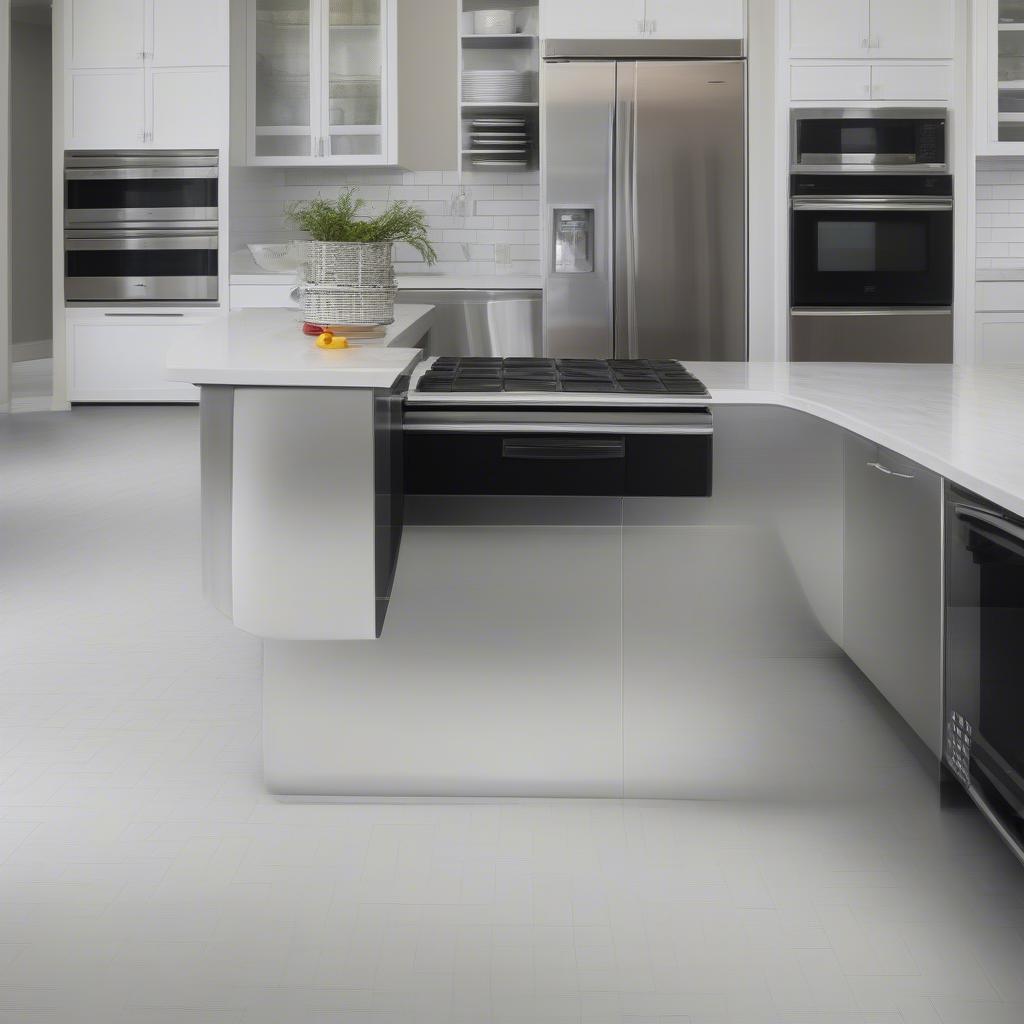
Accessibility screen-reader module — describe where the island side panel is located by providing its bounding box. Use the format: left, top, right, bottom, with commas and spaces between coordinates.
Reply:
201, 386, 235, 621
231, 387, 378, 641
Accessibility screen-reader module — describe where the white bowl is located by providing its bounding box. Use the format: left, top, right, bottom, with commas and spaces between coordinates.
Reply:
473, 9, 516, 34
247, 243, 302, 274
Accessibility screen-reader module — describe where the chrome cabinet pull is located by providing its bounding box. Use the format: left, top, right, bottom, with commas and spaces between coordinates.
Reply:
868, 461, 915, 480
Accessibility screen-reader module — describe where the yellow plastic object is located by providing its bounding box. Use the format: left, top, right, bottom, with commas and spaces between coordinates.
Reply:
316, 332, 349, 350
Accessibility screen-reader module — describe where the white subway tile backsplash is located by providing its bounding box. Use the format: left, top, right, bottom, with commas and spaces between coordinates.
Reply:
975, 159, 1024, 276
231, 167, 541, 278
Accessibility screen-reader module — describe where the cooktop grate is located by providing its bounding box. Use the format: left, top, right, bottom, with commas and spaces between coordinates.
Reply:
416, 358, 711, 397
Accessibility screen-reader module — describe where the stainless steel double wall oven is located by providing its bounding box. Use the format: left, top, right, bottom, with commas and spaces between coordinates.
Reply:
790, 108, 953, 362
64, 150, 219, 305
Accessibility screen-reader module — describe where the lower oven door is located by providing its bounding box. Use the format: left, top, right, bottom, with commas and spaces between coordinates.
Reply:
65, 229, 219, 304
403, 408, 713, 497
946, 490, 1024, 859
791, 198, 953, 308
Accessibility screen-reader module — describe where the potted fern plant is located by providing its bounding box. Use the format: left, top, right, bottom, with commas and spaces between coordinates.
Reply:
285, 190, 437, 327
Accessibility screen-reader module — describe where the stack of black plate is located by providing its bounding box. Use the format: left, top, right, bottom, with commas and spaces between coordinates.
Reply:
415, 358, 711, 397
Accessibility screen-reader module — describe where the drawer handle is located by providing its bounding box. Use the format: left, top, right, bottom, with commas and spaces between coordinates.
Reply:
502, 437, 625, 461
867, 461, 915, 480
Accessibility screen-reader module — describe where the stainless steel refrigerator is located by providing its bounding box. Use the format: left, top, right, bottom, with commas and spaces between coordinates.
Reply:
542, 40, 747, 361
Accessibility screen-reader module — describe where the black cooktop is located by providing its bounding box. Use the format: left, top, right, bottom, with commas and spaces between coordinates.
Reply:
416, 358, 711, 397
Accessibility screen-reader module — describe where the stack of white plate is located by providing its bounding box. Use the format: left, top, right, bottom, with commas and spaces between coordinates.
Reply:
462, 70, 531, 103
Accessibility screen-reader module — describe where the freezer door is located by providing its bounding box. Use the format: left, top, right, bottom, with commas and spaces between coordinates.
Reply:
542, 61, 615, 359
617, 61, 747, 361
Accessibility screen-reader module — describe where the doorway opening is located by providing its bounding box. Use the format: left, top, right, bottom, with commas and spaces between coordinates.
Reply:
9, 0, 52, 412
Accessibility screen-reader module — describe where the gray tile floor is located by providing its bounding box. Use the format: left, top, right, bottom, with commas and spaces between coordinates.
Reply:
2, 406, 1024, 1024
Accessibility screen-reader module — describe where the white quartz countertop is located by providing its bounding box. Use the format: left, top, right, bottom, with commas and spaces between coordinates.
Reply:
410, 359, 1024, 518
691, 361, 1024, 518
166, 306, 431, 389
230, 250, 542, 291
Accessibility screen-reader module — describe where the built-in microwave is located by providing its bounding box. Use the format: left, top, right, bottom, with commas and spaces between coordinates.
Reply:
945, 485, 1024, 867
791, 108, 948, 175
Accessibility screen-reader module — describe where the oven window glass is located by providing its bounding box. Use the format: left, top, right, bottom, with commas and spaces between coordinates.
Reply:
816, 220, 928, 274
66, 249, 218, 278
974, 528, 1024, 783
66, 179, 218, 211
792, 208, 953, 307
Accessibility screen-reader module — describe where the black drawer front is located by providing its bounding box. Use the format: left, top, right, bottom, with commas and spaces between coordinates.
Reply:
404, 432, 712, 497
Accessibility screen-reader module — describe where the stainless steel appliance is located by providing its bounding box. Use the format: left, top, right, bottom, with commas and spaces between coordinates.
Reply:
789, 108, 953, 363
395, 289, 542, 357
541, 40, 746, 362
404, 359, 713, 498
64, 151, 219, 305
791, 107, 948, 175
945, 485, 1024, 866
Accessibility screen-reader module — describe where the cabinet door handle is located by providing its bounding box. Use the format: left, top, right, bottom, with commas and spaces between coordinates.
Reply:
867, 461, 915, 480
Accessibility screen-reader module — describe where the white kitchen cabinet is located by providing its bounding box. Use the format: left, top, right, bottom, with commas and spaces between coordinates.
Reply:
976, 0, 1024, 154
843, 435, 943, 757
788, 0, 953, 59
151, 0, 230, 67
790, 65, 871, 101
63, 0, 229, 149
870, 0, 954, 59
247, 0, 397, 166
65, 0, 146, 68
975, 312, 1024, 363
789, 0, 869, 58
67, 315, 213, 403
871, 63, 953, 101
642, 0, 744, 39
65, 68, 147, 148
541, 0, 744, 41
151, 68, 230, 148
790, 63, 951, 102
542, 0, 645, 39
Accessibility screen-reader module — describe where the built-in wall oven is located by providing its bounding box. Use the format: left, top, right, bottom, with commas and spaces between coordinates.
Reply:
789, 109, 953, 363
64, 151, 219, 305
945, 486, 1024, 867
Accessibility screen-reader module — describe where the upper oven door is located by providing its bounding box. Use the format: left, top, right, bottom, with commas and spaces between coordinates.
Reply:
792, 108, 948, 174
65, 151, 219, 228
791, 195, 954, 308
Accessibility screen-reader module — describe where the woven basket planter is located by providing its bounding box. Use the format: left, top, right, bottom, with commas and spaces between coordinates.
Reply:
301, 240, 395, 287
300, 282, 398, 327
298, 240, 398, 326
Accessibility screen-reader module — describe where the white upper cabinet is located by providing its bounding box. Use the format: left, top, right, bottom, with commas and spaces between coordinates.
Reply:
869, 0, 954, 59
246, 0, 397, 166
66, 0, 146, 67
644, 0, 744, 40
788, 0, 869, 57
789, 0, 953, 60
63, 0, 230, 149
976, 0, 1024, 154
151, 0, 230, 67
541, 0, 645, 40
542, 0, 745, 40
65, 68, 147, 147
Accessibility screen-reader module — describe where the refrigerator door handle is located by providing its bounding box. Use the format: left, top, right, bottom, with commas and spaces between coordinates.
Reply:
614, 66, 639, 360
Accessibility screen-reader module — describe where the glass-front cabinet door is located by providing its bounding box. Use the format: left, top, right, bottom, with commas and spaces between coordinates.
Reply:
324, 0, 385, 160
247, 0, 394, 165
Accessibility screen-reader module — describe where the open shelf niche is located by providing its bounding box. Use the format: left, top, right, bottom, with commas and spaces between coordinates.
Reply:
459, 0, 539, 172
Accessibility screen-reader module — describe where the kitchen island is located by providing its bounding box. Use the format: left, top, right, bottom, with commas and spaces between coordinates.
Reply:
166, 342, 1024, 803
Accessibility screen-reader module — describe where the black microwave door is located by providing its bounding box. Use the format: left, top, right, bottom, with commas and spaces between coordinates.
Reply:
796, 118, 945, 167
791, 209, 953, 307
